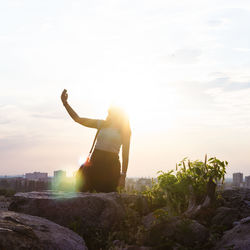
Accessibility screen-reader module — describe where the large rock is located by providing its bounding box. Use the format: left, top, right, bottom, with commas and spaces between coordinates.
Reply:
214, 216, 250, 250
0, 196, 11, 211
112, 240, 153, 250
0, 211, 87, 250
9, 191, 148, 229
220, 188, 250, 219
8, 191, 149, 249
211, 206, 239, 229
139, 208, 209, 248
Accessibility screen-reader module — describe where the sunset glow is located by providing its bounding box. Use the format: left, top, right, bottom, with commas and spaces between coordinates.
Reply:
1, 0, 250, 178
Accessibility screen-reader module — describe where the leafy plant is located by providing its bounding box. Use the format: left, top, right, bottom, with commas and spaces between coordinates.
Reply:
143, 155, 227, 214
0, 188, 16, 197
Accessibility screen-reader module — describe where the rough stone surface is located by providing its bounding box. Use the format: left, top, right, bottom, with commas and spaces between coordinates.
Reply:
174, 219, 209, 246
7, 189, 250, 249
214, 216, 250, 250
8, 191, 149, 243
121, 246, 153, 250
10, 192, 117, 227
140, 209, 209, 247
211, 206, 239, 229
0, 196, 11, 211
220, 188, 250, 219
0, 211, 87, 250
112, 240, 153, 250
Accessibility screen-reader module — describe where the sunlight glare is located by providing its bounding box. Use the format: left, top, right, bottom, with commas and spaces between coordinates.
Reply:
95, 83, 179, 131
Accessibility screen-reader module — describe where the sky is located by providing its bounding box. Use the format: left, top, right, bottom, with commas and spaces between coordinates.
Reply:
1, 0, 250, 178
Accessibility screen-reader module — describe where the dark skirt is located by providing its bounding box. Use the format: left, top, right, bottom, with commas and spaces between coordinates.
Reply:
78, 149, 121, 192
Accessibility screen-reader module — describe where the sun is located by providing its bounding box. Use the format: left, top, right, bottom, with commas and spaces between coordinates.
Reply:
83, 81, 178, 132
105, 84, 178, 131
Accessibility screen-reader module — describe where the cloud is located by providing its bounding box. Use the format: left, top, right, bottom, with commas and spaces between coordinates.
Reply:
164, 74, 250, 128
0, 104, 66, 142
163, 49, 202, 64
203, 77, 250, 127
207, 18, 230, 29
0, 119, 12, 125
0, 105, 28, 129
31, 112, 64, 120
0, 134, 38, 151
233, 48, 250, 52
208, 77, 250, 92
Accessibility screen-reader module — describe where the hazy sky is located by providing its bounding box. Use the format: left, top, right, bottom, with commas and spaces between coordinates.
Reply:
1, 0, 250, 177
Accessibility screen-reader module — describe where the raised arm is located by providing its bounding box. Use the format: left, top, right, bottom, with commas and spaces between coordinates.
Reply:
61, 89, 102, 129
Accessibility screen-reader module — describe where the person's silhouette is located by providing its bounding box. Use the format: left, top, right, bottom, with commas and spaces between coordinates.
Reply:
61, 89, 131, 192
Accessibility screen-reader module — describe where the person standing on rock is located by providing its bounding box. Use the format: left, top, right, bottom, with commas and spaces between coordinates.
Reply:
61, 89, 131, 192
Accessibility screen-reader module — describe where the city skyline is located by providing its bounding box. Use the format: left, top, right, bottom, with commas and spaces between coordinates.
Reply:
1, 170, 250, 180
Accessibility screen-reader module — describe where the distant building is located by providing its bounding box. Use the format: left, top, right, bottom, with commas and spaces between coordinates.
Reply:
54, 170, 66, 179
233, 172, 243, 187
25, 172, 48, 181
135, 178, 152, 191
245, 176, 250, 188
125, 178, 137, 191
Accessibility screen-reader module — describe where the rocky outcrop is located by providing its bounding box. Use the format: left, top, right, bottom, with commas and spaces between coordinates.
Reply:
6, 189, 250, 249
211, 206, 239, 229
0, 195, 11, 211
220, 188, 250, 219
112, 240, 153, 250
0, 211, 87, 250
8, 191, 149, 249
9, 191, 148, 230
214, 216, 250, 250
139, 209, 209, 248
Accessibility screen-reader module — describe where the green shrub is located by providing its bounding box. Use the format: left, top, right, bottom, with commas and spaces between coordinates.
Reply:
143, 155, 227, 214
0, 188, 16, 197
